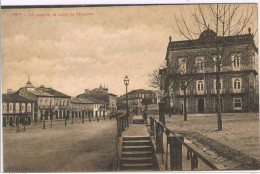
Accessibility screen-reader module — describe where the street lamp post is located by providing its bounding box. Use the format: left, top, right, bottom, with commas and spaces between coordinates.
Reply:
50, 101, 53, 128
71, 109, 74, 125
63, 101, 67, 126
88, 110, 91, 122
65, 110, 67, 126
16, 113, 20, 133
42, 110, 46, 129
82, 109, 85, 124
124, 76, 129, 126
23, 112, 26, 132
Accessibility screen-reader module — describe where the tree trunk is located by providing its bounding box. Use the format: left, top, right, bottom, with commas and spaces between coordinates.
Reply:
183, 88, 187, 121
216, 67, 222, 131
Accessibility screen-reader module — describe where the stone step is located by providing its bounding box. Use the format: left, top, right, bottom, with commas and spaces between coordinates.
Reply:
121, 151, 153, 157
132, 119, 144, 124
120, 163, 153, 170
122, 140, 151, 146
122, 146, 152, 152
121, 157, 153, 164
123, 136, 150, 141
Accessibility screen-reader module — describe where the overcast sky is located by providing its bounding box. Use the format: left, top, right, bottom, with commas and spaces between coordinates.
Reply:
1, 4, 257, 96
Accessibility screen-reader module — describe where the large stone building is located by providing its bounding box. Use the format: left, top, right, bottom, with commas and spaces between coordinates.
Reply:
163, 28, 258, 113
117, 89, 158, 112
77, 85, 117, 116
70, 97, 94, 119
2, 92, 35, 127
16, 79, 71, 121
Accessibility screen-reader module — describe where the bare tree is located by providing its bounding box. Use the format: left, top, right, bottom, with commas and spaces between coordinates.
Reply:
148, 64, 166, 90
173, 4, 257, 130
148, 63, 174, 117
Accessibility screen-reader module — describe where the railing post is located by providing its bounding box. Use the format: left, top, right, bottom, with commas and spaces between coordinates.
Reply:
191, 152, 198, 170
150, 117, 154, 136
143, 112, 147, 124
116, 116, 122, 137
168, 135, 184, 171
159, 102, 166, 126
126, 115, 129, 127
155, 122, 164, 153
122, 116, 125, 131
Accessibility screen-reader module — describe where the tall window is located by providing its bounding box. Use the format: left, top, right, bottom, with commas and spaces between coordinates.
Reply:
232, 78, 242, 93
9, 103, 13, 111
3, 103, 7, 111
233, 98, 242, 110
233, 79, 241, 89
232, 54, 241, 70
21, 103, 26, 112
15, 103, 20, 111
178, 58, 186, 73
196, 57, 205, 70
27, 103, 31, 112
197, 80, 204, 91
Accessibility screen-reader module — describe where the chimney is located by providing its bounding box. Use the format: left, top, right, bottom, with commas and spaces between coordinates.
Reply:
7, 89, 12, 93
85, 89, 89, 94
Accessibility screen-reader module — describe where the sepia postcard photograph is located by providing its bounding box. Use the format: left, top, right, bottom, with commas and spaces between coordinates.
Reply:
1, 1, 259, 172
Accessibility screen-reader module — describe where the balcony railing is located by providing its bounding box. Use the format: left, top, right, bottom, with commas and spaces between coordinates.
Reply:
193, 89, 207, 95
174, 88, 246, 96
229, 88, 246, 94
177, 90, 191, 95
39, 105, 55, 110
58, 105, 69, 109
2, 110, 31, 114
211, 89, 225, 94
240, 65, 257, 71
176, 89, 207, 95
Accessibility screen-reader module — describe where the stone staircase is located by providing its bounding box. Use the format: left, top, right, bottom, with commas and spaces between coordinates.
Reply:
120, 136, 154, 171
132, 116, 144, 124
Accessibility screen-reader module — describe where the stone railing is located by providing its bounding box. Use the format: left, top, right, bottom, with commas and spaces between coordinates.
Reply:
148, 102, 226, 171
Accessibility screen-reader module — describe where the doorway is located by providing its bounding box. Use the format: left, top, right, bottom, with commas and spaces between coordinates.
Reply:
3, 117, 6, 127
9, 117, 14, 126
198, 99, 205, 113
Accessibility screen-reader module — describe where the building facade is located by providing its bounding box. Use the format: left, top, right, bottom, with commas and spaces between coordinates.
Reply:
86, 97, 108, 118
164, 28, 258, 113
2, 93, 35, 127
118, 89, 158, 113
77, 85, 117, 116
17, 80, 71, 121
70, 98, 94, 119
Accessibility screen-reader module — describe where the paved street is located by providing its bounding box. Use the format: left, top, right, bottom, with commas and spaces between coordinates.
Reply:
3, 119, 117, 172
